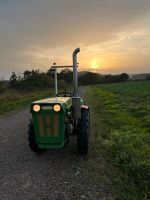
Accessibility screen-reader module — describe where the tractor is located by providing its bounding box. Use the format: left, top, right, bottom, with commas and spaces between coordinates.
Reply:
28, 48, 90, 154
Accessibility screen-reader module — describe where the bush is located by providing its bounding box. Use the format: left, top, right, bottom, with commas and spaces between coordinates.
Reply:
0, 81, 7, 92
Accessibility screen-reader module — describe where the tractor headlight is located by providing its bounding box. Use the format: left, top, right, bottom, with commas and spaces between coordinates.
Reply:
33, 104, 41, 112
53, 104, 61, 112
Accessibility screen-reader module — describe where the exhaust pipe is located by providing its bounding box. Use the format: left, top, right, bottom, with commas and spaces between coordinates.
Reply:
72, 48, 80, 97
72, 48, 81, 119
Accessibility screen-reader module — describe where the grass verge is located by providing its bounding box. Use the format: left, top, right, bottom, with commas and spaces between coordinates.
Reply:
86, 81, 150, 200
0, 89, 52, 116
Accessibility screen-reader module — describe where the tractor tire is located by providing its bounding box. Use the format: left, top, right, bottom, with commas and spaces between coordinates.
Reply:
28, 122, 42, 153
77, 108, 90, 154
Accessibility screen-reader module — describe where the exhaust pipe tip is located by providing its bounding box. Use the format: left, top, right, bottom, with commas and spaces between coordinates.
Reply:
73, 48, 80, 56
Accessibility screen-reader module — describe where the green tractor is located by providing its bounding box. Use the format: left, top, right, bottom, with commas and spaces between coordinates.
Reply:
28, 48, 90, 154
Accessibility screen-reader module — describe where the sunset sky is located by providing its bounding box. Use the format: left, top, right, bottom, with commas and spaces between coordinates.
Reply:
0, 0, 150, 79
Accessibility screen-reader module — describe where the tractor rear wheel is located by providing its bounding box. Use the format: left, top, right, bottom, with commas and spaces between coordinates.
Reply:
77, 108, 90, 154
28, 122, 42, 152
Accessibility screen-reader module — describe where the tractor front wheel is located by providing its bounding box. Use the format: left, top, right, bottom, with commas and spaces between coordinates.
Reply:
77, 108, 90, 154
28, 122, 42, 153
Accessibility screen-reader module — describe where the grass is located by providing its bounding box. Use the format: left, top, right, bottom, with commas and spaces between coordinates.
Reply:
0, 81, 149, 198
0, 89, 53, 116
86, 81, 150, 200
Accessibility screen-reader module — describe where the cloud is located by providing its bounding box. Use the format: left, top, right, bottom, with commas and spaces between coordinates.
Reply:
0, 0, 150, 78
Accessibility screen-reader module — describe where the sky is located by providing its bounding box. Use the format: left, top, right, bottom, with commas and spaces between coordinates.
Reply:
0, 0, 150, 79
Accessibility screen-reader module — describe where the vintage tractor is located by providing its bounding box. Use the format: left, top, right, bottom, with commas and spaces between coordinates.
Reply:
28, 48, 90, 154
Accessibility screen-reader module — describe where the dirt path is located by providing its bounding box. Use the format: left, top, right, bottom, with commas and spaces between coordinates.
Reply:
0, 87, 114, 200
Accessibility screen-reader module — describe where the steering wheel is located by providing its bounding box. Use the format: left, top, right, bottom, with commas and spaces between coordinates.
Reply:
56, 91, 73, 97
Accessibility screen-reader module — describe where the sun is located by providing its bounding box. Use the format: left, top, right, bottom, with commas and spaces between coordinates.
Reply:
90, 59, 100, 70
91, 65, 98, 69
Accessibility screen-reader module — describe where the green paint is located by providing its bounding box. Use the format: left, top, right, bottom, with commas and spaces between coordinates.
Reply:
31, 97, 72, 148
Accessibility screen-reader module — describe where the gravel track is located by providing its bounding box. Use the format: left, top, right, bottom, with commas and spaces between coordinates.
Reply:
0, 88, 114, 200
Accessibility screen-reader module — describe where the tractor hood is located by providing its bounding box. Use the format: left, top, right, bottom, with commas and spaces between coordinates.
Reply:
31, 97, 72, 112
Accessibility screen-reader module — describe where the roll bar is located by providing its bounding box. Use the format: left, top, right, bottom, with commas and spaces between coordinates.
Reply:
51, 48, 80, 97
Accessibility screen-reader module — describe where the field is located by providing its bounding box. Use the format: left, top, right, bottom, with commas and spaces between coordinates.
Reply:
0, 89, 52, 116
87, 80, 150, 199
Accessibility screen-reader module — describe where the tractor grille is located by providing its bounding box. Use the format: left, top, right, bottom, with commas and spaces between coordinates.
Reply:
37, 114, 59, 137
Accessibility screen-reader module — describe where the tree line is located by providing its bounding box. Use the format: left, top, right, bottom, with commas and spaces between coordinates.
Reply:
8, 68, 129, 90
9, 69, 71, 90
78, 72, 129, 85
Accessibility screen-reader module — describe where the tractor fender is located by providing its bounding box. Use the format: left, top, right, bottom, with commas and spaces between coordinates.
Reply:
80, 105, 89, 110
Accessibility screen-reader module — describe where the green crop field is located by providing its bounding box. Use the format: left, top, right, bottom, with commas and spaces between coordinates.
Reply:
87, 81, 150, 199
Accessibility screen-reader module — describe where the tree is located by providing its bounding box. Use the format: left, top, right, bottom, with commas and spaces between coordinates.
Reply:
146, 74, 150, 80
47, 68, 55, 77
79, 72, 102, 85
119, 73, 129, 82
9, 72, 18, 88
104, 74, 113, 83
23, 70, 32, 80
0, 81, 6, 92
58, 69, 73, 83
